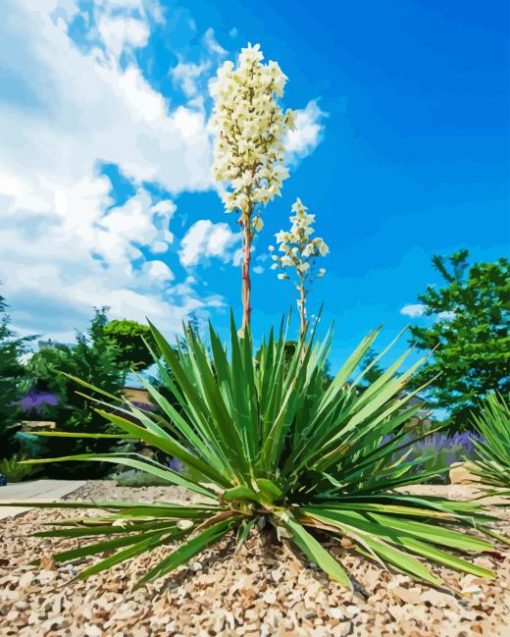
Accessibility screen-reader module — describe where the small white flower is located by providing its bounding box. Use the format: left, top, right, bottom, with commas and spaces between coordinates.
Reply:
285, 109, 297, 129
318, 242, 329, 256
277, 273, 289, 280
291, 198, 306, 214
252, 216, 264, 232
275, 230, 290, 244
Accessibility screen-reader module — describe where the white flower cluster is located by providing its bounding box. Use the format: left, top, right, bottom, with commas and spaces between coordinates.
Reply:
270, 198, 328, 300
211, 43, 295, 232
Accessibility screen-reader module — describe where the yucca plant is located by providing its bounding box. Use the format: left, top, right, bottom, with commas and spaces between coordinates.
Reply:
3, 318, 500, 589
471, 393, 510, 495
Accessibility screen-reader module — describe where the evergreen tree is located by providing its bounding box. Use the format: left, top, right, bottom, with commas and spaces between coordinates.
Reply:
0, 294, 29, 458
408, 250, 509, 431
25, 309, 129, 477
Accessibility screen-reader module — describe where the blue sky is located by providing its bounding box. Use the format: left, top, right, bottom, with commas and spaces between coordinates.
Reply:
0, 0, 508, 370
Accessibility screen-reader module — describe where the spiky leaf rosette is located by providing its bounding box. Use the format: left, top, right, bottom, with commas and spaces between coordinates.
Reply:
4, 318, 500, 589
471, 393, 510, 496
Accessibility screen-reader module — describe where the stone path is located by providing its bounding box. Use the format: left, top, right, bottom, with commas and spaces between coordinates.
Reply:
0, 480, 86, 520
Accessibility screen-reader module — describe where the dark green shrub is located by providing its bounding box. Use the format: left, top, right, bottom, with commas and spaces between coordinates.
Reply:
0, 294, 30, 458
24, 309, 130, 478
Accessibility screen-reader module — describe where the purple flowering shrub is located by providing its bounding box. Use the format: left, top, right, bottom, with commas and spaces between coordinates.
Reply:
402, 431, 483, 483
19, 389, 59, 414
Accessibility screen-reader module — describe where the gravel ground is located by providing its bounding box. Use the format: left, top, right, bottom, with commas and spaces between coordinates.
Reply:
0, 481, 509, 637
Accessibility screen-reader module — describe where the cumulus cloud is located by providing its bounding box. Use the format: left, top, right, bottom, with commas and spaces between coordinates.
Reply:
97, 14, 150, 60
179, 220, 241, 267
0, 0, 326, 340
169, 28, 229, 99
142, 260, 175, 282
400, 304, 426, 318
204, 28, 227, 57
285, 100, 326, 161
232, 248, 244, 267
0, 1, 214, 195
0, 175, 189, 335
0, 0, 218, 337
85, 0, 164, 63
171, 61, 210, 97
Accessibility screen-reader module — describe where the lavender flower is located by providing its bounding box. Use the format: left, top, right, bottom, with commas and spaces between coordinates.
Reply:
19, 389, 58, 413
166, 457, 183, 473
130, 401, 155, 412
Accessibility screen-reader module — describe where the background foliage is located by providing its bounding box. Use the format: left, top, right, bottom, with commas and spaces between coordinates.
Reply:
103, 319, 155, 371
23, 309, 130, 478
0, 294, 29, 459
1, 249, 509, 480
408, 250, 509, 431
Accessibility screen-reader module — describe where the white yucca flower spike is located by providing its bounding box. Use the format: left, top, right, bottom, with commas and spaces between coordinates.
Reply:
272, 198, 328, 336
211, 43, 296, 333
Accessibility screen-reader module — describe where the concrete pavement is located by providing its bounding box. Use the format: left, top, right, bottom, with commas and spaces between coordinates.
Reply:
0, 479, 86, 520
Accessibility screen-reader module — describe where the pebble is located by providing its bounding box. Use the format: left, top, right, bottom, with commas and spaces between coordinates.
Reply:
0, 480, 509, 637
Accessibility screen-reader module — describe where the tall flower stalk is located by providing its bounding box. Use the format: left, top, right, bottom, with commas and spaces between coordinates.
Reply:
211, 44, 295, 332
271, 198, 328, 336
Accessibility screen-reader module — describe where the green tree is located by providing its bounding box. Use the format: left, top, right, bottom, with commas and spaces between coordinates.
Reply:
25, 309, 129, 477
408, 250, 510, 431
255, 338, 332, 388
0, 294, 29, 458
357, 347, 386, 389
103, 318, 154, 370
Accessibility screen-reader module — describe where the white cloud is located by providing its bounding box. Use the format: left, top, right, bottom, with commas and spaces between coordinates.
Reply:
151, 241, 169, 254
142, 260, 174, 282
0, 176, 191, 334
232, 248, 244, 267
400, 304, 426, 318
0, 0, 220, 338
169, 28, 229, 99
151, 199, 176, 216
97, 14, 150, 60
0, 1, 214, 196
179, 220, 241, 267
0, 1, 326, 340
170, 61, 210, 97
95, 190, 175, 265
437, 310, 456, 320
285, 100, 326, 161
204, 28, 227, 57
